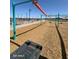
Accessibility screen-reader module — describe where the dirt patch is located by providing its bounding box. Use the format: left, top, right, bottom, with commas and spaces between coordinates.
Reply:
10, 21, 68, 59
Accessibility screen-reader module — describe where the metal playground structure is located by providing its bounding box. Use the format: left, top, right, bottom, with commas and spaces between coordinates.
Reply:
12, 0, 47, 40
11, 0, 66, 40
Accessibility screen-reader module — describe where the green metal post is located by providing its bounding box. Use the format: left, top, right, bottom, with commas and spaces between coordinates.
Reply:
12, 0, 32, 40
41, 15, 42, 20
57, 13, 59, 27
29, 9, 31, 21
12, 4, 16, 40
40, 15, 42, 25
26, 12, 27, 20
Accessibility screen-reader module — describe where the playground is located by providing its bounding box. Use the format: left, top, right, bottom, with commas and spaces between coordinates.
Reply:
10, 0, 68, 59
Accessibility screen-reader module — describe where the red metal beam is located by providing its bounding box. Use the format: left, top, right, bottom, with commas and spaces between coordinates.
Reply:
32, 0, 47, 16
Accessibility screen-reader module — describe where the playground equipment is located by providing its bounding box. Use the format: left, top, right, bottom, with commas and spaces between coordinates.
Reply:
56, 13, 60, 27
47, 13, 60, 26
29, 9, 31, 21
10, 40, 42, 59
12, 0, 47, 40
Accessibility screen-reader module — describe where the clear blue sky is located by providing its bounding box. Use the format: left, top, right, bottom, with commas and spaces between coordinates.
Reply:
10, 0, 68, 18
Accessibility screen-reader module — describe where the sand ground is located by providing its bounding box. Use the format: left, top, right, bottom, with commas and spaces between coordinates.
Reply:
10, 21, 68, 59
58, 22, 68, 56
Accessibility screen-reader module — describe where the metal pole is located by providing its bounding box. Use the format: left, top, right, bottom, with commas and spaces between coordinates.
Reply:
29, 9, 31, 21
12, 1, 32, 41
12, 4, 16, 40
57, 13, 59, 27
26, 12, 27, 20
40, 15, 42, 24
41, 15, 42, 20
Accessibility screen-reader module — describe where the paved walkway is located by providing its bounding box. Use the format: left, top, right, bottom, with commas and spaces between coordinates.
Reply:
10, 21, 45, 30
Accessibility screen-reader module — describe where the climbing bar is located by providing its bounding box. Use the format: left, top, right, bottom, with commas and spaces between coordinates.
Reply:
14, 0, 32, 6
